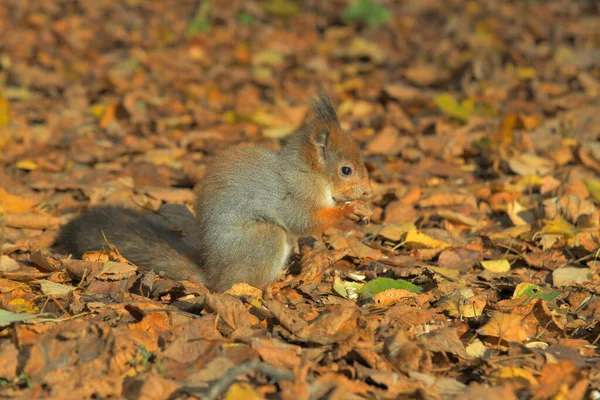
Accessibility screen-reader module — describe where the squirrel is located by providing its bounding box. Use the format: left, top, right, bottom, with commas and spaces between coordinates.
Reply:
53, 91, 372, 292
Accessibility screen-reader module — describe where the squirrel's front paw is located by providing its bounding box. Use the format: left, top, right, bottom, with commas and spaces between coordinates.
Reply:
342, 201, 372, 225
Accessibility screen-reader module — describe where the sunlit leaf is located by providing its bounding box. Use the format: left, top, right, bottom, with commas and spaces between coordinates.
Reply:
405, 227, 452, 249
481, 259, 511, 273
14, 160, 39, 171
540, 218, 577, 239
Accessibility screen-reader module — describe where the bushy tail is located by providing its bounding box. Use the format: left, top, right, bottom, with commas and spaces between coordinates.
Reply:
53, 205, 205, 282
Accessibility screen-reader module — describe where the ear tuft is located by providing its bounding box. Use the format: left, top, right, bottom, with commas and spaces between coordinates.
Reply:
311, 89, 338, 125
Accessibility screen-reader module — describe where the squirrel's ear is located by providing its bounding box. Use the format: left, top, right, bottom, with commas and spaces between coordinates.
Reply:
312, 127, 329, 163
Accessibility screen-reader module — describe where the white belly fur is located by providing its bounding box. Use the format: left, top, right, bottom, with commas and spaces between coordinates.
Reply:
273, 234, 294, 277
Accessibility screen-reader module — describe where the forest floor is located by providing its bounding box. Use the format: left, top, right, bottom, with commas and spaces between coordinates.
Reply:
1, 0, 600, 399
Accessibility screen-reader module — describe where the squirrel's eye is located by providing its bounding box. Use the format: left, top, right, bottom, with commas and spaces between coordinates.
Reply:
341, 166, 353, 176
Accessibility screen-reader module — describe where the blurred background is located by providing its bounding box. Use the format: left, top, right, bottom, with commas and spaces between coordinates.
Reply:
0, 0, 599, 206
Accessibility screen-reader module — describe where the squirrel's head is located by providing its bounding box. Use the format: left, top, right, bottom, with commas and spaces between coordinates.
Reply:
306, 90, 372, 204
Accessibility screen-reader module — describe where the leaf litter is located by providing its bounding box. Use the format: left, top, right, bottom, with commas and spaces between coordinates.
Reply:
0, 0, 599, 399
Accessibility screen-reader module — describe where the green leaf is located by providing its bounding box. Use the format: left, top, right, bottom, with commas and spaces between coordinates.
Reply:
0, 309, 38, 328
358, 278, 423, 298
521, 286, 560, 301
187, 18, 211, 35
342, 0, 391, 27
187, 0, 212, 35
238, 12, 254, 25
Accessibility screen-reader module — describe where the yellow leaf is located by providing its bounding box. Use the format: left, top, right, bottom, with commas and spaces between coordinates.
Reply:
0, 188, 37, 213
249, 110, 286, 127
8, 298, 39, 314
540, 218, 577, 238
512, 282, 539, 299
405, 227, 451, 249
262, 124, 294, 139
0, 96, 9, 128
427, 266, 460, 279
493, 366, 538, 387
333, 277, 364, 300
252, 50, 285, 67
14, 160, 39, 171
225, 283, 263, 298
516, 175, 543, 189
224, 382, 263, 400
434, 93, 475, 122
90, 103, 105, 119
481, 259, 511, 273
516, 67, 536, 80
507, 200, 535, 226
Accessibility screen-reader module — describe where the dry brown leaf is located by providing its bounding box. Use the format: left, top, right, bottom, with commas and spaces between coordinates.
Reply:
476, 312, 529, 343
2, 212, 61, 230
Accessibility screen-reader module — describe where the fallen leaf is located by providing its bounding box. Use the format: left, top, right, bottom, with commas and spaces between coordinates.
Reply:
481, 259, 511, 273
507, 154, 554, 176
0, 255, 20, 272
492, 366, 538, 387
225, 283, 263, 298
14, 159, 39, 171
512, 283, 560, 301
39, 280, 75, 296
96, 261, 138, 281
539, 218, 577, 239
358, 277, 422, 298
0, 309, 38, 327
552, 267, 592, 287
373, 288, 418, 307
584, 179, 600, 203
476, 312, 528, 343
405, 227, 452, 249
434, 93, 475, 123
0, 188, 37, 213
225, 382, 263, 400
465, 339, 487, 358
333, 277, 364, 300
